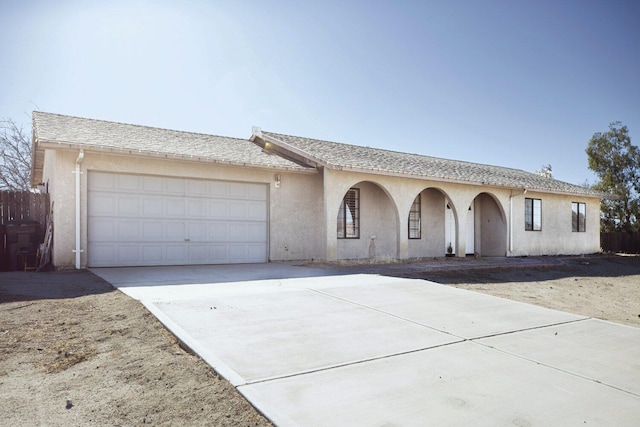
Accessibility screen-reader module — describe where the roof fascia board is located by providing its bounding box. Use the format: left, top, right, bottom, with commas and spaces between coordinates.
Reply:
35, 140, 317, 174
255, 131, 329, 169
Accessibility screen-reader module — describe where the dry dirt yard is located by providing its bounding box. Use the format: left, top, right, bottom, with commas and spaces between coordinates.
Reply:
1, 254, 638, 426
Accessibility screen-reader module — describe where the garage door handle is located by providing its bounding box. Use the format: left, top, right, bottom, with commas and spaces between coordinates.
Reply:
184, 238, 190, 242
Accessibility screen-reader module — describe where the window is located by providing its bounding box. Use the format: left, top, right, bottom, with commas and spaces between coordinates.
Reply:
525, 198, 541, 231
337, 188, 360, 239
408, 194, 421, 239
572, 202, 586, 232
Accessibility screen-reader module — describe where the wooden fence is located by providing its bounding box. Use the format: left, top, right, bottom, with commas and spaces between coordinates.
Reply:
1, 191, 51, 270
601, 232, 640, 254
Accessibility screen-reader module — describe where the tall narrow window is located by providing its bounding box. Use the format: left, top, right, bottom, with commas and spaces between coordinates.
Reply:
572, 202, 586, 232
337, 188, 360, 239
408, 194, 421, 239
525, 198, 542, 231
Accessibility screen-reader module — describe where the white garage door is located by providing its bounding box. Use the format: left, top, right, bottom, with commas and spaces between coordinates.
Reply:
87, 172, 268, 267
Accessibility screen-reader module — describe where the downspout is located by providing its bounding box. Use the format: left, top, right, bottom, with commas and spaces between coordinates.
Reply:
509, 192, 513, 254
74, 150, 85, 269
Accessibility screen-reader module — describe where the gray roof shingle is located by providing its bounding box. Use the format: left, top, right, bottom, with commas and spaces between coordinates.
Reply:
32, 112, 308, 172
262, 131, 606, 197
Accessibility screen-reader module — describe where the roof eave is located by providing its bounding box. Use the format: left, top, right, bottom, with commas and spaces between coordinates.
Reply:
35, 140, 317, 174
334, 164, 607, 198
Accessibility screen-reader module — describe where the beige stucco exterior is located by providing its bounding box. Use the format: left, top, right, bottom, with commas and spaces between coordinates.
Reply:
40, 146, 602, 269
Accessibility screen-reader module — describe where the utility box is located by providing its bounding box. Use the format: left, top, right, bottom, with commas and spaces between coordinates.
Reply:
6, 221, 41, 271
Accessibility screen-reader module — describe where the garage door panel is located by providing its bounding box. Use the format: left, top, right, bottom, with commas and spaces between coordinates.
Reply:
248, 223, 267, 240
228, 182, 248, 198
209, 223, 227, 240
89, 193, 116, 215
90, 172, 116, 190
166, 199, 186, 216
118, 196, 140, 215
248, 244, 267, 261
143, 221, 163, 240
88, 172, 268, 267
188, 180, 207, 196
209, 181, 227, 197
209, 201, 227, 218
142, 245, 164, 263
90, 219, 116, 241
247, 184, 267, 200
118, 245, 140, 264
118, 174, 141, 191
166, 222, 186, 240
188, 199, 207, 218
188, 245, 210, 263
166, 245, 187, 263
143, 176, 164, 192
209, 245, 228, 262
229, 244, 247, 262
119, 220, 141, 240
143, 197, 164, 215
188, 222, 208, 241
166, 178, 186, 195
89, 244, 116, 265
228, 223, 248, 240
228, 201, 248, 219
248, 201, 267, 220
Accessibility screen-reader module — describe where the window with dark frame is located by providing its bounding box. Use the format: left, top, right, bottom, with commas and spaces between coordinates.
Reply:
572, 202, 586, 232
337, 188, 360, 239
408, 194, 421, 239
525, 198, 541, 231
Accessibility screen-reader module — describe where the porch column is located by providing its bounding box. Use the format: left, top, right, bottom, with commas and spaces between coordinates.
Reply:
323, 169, 338, 261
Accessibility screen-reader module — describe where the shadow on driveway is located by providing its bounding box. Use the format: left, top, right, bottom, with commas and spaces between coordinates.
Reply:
0, 270, 114, 303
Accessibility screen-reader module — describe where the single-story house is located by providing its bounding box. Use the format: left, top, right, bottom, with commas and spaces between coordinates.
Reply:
31, 111, 605, 269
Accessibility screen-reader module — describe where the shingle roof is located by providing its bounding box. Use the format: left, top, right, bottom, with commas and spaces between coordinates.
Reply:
261, 131, 606, 198
31, 112, 309, 185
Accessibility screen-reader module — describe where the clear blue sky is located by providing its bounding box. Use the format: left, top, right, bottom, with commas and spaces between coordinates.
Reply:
2, 0, 638, 185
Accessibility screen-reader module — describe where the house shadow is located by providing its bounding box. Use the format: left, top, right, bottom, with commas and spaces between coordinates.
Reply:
397, 255, 640, 285
0, 270, 115, 303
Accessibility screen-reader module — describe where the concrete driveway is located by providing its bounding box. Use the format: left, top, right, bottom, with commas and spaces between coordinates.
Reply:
92, 264, 640, 426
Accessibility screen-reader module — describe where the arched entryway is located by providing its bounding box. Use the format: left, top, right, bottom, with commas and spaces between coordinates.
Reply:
407, 188, 454, 258
471, 192, 507, 256
336, 181, 398, 260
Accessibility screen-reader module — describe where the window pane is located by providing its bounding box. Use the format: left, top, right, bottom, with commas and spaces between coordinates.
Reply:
572, 202, 578, 232
409, 194, 421, 239
525, 198, 533, 230
533, 199, 541, 231
338, 188, 360, 239
337, 200, 345, 238
579, 203, 586, 232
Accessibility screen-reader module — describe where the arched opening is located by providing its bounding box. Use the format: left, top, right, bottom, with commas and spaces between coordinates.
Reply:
472, 192, 507, 256
336, 181, 398, 260
407, 188, 454, 258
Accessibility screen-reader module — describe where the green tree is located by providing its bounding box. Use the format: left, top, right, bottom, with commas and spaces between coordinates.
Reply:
586, 121, 639, 232
0, 118, 32, 191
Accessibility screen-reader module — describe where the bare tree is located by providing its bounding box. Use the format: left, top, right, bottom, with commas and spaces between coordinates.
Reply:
0, 118, 32, 191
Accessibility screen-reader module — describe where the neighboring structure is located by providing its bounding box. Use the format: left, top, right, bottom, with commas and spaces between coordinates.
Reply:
31, 112, 605, 269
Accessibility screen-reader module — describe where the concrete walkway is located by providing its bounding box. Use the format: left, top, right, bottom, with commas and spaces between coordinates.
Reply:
92, 264, 640, 426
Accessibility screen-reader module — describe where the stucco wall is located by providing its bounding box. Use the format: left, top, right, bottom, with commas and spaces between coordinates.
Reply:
45, 148, 323, 268
44, 147, 602, 268
509, 191, 600, 256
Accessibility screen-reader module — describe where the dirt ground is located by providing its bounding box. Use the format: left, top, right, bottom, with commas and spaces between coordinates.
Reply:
0, 271, 272, 427
1, 254, 638, 426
